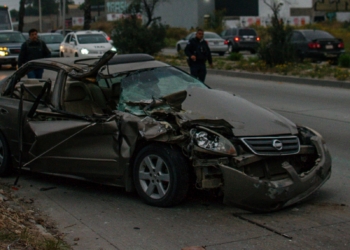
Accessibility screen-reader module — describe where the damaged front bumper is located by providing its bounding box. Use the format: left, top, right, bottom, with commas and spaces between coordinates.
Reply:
218, 136, 331, 212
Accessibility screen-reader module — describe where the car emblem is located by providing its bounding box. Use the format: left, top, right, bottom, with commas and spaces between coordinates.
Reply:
272, 139, 283, 150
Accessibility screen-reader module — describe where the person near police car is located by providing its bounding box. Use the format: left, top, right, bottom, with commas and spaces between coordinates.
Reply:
184, 28, 213, 82
18, 28, 51, 79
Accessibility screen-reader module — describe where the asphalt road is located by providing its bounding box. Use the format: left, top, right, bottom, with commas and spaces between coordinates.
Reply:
0, 68, 350, 250
162, 47, 254, 58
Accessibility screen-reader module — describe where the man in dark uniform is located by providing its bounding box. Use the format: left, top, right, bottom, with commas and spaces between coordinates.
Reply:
185, 28, 213, 82
18, 28, 51, 78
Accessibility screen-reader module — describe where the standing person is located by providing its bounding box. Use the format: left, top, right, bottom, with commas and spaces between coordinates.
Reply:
185, 28, 213, 82
18, 28, 51, 79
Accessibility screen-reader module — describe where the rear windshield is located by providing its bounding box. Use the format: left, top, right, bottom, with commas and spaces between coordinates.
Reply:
77, 34, 108, 44
238, 29, 257, 36
302, 30, 334, 40
40, 34, 64, 43
204, 33, 221, 39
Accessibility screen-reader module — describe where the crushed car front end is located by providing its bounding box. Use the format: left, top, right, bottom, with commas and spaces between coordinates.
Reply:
187, 125, 331, 212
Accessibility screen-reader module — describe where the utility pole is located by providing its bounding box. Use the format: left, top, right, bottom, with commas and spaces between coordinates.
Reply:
63, 0, 66, 34
39, 0, 42, 32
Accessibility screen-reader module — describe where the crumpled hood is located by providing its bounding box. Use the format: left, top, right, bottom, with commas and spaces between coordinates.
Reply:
174, 88, 298, 136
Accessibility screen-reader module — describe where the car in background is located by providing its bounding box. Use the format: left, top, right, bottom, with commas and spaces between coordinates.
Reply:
39, 33, 64, 57
54, 29, 73, 36
60, 30, 116, 58
0, 51, 331, 212
220, 27, 260, 54
0, 31, 26, 68
289, 29, 345, 62
176, 31, 227, 56
22, 32, 29, 40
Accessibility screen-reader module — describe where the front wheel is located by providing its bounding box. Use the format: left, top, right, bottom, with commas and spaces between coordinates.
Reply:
133, 144, 189, 207
0, 133, 11, 176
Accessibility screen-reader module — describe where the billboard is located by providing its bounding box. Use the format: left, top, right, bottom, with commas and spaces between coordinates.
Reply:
314, 0, 350, 12
240, 16, 310, 27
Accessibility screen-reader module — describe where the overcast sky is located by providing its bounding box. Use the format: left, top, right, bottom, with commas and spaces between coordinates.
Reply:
0, 0, 84, 11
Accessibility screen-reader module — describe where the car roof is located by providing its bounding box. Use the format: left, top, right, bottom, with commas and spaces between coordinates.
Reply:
106, 54, 168, 74
295, 29, 334, 39
39, 33, 63, 36
0, 30, 22, 33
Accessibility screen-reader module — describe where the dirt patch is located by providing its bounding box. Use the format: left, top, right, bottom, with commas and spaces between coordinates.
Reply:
0, 182, 70, 249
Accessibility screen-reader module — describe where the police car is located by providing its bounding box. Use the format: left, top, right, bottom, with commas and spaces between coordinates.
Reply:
59, 30, 116, 58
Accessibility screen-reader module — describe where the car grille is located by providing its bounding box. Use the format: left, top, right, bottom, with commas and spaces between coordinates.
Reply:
10, 49, 21, 54
240, 136, 300, 156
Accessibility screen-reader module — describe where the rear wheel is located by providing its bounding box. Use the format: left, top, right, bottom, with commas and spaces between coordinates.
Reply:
218, 52, 225, 56
0, 133, 11, 177
177, 44, 181, 52
228, 44, 233, 53
133, 144, 189, 207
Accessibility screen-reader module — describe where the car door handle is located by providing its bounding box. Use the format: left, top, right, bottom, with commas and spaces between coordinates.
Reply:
0, 108, 8, 115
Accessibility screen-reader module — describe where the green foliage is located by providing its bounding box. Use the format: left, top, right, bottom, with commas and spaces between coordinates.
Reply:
258, 21, 295, 65
112, 17, 166, 55
227, 52, 243, 61
338, 53, 350, 68
204, 9, 226, 34
10, 9, 18, 20
166, 27, 188, 40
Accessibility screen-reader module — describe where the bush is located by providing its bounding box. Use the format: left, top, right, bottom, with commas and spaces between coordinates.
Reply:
165, 27, 188, 40
227, 52, 243, 61
112, 18, 166, 55
338, 53, 350, 67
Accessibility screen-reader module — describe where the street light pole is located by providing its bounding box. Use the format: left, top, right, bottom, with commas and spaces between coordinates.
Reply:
62, 0, 66, 35
39, 0, 42, 32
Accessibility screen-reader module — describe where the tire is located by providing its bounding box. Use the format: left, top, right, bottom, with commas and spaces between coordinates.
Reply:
11, 63, 17, 68
133, 144, 189, 207
60, 52, 64, 57
75, 53, 79, 57
177, 44, 181, 52
218, 52, 225, 56
0, 133, 11, 177
228, 44, 233, 53
250, 49, 256, 54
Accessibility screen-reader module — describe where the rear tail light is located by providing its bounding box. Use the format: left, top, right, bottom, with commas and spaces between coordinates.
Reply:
256, 36, 260, 42
234, 36, 240, 42
338, 42, 344, 49
308, 42, 321, 49
107, 36, 111, 41
224, 40, 229, 45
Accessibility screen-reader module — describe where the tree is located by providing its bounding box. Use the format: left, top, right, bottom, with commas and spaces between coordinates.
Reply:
10, 9, 19, 20
131, 0, 167, 27
258, 0, 295, 65
18, 0, 26, 32
83, 0, 92, 30
112, 3, 166, 55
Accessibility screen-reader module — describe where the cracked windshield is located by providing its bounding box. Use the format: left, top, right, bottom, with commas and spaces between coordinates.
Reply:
111, 67, 207, 114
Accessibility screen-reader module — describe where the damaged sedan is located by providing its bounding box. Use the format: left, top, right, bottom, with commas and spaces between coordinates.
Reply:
0, 51, 331, 212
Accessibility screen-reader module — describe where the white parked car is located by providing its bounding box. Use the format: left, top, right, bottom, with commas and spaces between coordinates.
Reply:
176, 31, 228, 56
60, 30, 116, 58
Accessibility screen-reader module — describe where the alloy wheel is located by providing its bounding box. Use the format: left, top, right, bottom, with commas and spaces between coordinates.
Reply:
138, 155, 170, 199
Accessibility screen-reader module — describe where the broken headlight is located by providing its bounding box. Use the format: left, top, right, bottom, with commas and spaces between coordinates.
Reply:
191, 127, 237, 156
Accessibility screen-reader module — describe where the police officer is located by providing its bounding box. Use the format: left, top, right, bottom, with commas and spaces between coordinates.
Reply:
185, 28, 213, 82
18, 28, 51, 78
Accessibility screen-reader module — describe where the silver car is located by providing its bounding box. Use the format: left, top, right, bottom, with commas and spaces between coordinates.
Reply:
39, 33, 64, 57
176, 31, 228, 56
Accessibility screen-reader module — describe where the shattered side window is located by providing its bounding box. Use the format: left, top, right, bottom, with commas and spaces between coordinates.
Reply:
119, 66, 207, 103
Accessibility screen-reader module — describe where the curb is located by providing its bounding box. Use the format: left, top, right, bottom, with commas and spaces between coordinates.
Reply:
178, 66, 350, 89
